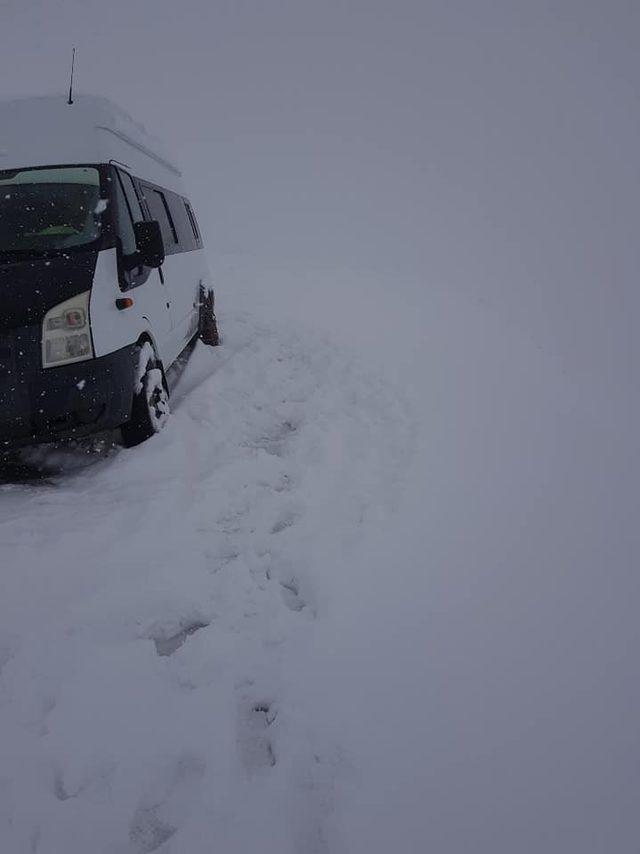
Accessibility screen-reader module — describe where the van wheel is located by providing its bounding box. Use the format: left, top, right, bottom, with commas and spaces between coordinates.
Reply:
199, 285, 220, 346
121, 347, 170, 447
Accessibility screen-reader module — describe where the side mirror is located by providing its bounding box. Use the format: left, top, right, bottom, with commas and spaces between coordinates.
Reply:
134, 220, 165, 268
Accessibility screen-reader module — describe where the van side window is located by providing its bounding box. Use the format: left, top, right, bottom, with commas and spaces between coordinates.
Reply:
112, 169, 153, 291
184, 201, 200, 243
141, 185, 178, 247
119, 171, 144, 224
112, 172, 137, 257
163, 193, 194, 251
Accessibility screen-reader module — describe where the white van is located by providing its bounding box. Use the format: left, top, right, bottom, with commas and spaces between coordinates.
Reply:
0, 95, 219, 448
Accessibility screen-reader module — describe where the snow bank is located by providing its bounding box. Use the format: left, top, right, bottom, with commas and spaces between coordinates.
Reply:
0, 298, 412, 852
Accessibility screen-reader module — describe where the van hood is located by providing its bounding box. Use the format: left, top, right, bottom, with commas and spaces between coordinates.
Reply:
0, 250, 98, 330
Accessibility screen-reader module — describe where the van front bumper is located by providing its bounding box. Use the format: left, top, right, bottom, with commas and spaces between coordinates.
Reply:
0, 328, 136, 449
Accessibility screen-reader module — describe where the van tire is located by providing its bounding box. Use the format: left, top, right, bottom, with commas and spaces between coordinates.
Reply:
199, 285, 220, 346
121, 347, 170, 447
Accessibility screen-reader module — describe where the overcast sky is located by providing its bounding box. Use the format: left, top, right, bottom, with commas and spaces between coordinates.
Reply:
2, 0, 638, 383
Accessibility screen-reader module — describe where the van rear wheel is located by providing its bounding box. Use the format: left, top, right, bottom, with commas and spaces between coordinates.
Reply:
199, 285, 220, 346
121, 347, 170, 447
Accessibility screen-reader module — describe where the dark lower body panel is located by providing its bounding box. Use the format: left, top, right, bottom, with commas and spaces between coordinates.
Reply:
0, 332, 136, 450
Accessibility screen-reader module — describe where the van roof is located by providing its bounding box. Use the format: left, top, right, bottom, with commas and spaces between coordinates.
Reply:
0, 95, 184, 192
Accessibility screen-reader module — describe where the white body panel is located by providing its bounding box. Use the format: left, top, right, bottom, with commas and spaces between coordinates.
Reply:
90, 246, 213, 368
159, 252, 201, 360
89, 248, 172, 362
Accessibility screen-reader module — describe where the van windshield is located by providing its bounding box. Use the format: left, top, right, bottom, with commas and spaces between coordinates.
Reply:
0, 166, 103, 258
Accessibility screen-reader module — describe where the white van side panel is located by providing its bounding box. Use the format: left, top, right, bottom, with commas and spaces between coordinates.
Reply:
161, 248, 208, 355
89, 248, 173, 364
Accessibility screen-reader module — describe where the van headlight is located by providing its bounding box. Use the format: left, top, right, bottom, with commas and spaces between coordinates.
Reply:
42, 291, 94, 368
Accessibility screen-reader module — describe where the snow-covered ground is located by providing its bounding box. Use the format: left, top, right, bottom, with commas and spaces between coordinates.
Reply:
0, 268, 413, 852
1, 256, 637, 852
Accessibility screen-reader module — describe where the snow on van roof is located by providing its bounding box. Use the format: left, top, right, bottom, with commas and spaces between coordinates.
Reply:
0, 95, 183, 189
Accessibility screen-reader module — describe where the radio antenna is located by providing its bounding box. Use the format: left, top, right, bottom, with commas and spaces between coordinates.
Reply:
67, 47, 76, 105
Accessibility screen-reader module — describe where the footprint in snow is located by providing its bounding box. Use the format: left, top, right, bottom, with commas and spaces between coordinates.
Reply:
280, 577, 306, 612
206, 547, 240, 573
53, 772, 74, 802
152, 620, 209, 657
237, 701, 277, 772
129, 754, 205, 852
247, 419, 299, 458
129, 805, 176, 853
271, 511, 299, 535
273, 472, 294, 493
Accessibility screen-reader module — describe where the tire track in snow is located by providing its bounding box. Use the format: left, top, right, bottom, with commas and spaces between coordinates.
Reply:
0, 310, 415, 853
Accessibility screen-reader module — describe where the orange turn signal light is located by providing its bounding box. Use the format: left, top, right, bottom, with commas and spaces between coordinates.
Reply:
115, 297, 134, 310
